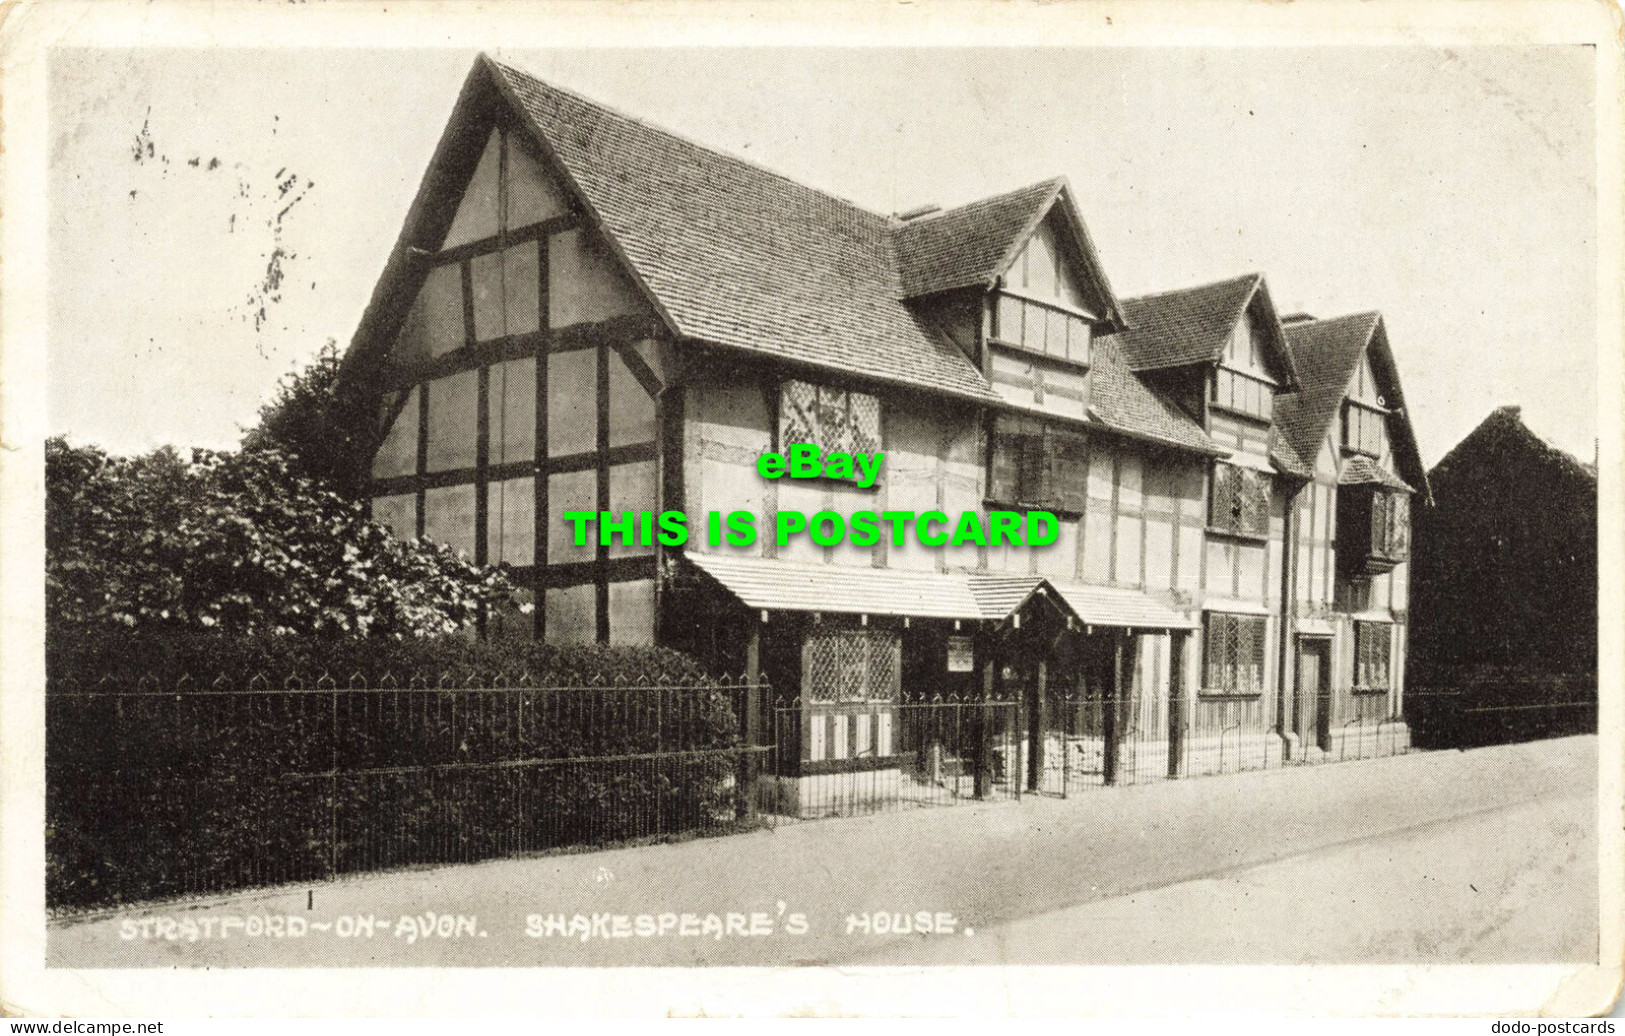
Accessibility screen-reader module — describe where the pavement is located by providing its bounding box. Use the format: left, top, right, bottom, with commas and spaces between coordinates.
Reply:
49, 735, 1598, 968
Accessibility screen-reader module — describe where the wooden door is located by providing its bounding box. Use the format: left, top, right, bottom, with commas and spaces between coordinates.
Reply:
1297, 639, 1332, 753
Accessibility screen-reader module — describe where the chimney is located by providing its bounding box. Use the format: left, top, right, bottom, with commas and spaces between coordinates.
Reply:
894, 204, 941, 222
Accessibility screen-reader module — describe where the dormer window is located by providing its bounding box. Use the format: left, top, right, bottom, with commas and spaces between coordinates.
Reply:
1209, 311, 1275, 421
1342, 400, 1386, 456
993, 293, 1092, 365
1341, 353, 1389, 456
990, 215, 1095, 366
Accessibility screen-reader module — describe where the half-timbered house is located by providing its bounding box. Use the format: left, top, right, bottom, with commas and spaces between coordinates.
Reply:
342, 55, 1429, 811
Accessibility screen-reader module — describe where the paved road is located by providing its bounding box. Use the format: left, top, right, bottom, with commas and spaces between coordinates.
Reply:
50, 736, 1598, 967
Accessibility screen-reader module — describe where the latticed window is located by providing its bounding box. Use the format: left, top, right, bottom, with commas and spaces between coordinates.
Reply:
1209, 462, 1270, 539
803, 630, 901, 704
1370, 490, 1410, 559
1354, 621, 1392, 690
988, 416, 1087, 513
1204, 613, 1268, 695
780, 380, 881, 457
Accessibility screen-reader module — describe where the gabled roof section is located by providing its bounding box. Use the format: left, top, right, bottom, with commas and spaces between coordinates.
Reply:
892, 178, 1126, 326
1274, 311, 1377, 467
1275, 311, 1430, 502
344, 56, 1222, 458
1339, 455, 1413, 493
487, 58, 1001, 403
1106, 273, 1298, 387
1087, 334, 1222, 455
892, 179, 1060, 298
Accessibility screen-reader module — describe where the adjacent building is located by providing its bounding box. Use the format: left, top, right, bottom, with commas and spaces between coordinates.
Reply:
1406, 406, 1597, 747
342, 55, 1430, 806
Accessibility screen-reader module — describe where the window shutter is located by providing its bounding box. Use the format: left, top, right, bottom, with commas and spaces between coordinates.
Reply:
1205, 615, 1229, 691
780, 380, 819, 448
990, 431, 1020, 503
1053, 432, 1089, 514
1355, 625, 1369, 686
1370, 490, 1389, 556
1210, 465, 1235, 532
1240, 469, 1269, 537
1018, 434, 1048, 506
1392, 493, 1410, 557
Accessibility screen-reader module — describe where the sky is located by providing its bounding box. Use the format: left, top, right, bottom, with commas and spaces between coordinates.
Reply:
47, 45, 1599, 467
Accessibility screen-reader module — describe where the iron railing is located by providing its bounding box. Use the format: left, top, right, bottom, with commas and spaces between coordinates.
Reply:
758, 694, 1024, 818
46, 674, 771, 913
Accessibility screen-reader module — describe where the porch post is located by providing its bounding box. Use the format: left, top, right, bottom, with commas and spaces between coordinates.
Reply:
1103, 633, 1122, 785
1168, 630, 1187, 779
1028, 659, 1046, 793
738, 618, 763, 818
976, 642, 995, 799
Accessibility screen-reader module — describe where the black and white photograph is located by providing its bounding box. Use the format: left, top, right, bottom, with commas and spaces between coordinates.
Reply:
1, 0, 1619, 1020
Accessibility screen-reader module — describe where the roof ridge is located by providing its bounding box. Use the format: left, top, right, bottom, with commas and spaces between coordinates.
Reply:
485, 54, 889, 225
890, 176, 1066, 228
1283, 309, 1381, 334
1120, 271, 1262, 304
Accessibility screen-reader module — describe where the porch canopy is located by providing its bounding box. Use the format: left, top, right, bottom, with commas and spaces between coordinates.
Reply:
1044, 581, 1199, 630
684, 553, 1198, 630
685, 552, 991, 620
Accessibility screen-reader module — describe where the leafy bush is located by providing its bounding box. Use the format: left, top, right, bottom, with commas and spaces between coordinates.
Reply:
46, 632, 747, 911
47, 627, 710, 691
241, 338, 378, 499
46, 437, 517, 638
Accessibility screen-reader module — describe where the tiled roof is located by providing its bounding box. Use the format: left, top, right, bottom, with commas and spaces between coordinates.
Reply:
480, 58, 1213, 453
685, 553, 1197, 627
892, 180, 1064, 298
1108, 274, 1262, 373
1274, 312, 1381, 468
1046, 582, 1198, 629
1268, 426, 1313, 479
1087, 334, 1221, 454
492, 60, 999, 403
685, 552, 989, 620
965, 574, 1046, 620
1339, 455, 1413, 492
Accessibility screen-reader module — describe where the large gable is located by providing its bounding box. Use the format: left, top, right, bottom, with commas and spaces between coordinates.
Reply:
345, 55, 1218, 456
1275, 312, 1429, 500
891, 178, 1124, 324
1107, 273, 1297, 386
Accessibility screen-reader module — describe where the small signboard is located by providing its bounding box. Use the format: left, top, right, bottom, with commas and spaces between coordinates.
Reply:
946, 636, 975, 673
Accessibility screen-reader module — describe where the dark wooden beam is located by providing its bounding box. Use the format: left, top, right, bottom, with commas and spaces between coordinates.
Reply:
533, 237, 551, 641
368, 440, 655, 498
379, 314, 668, 392
610, 338, 663, 398
595, 341, 611, 643
431, 211, 579, 267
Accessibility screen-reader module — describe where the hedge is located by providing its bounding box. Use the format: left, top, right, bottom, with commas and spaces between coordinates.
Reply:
46, 629, 750, 911
1405, 663, 1597, 750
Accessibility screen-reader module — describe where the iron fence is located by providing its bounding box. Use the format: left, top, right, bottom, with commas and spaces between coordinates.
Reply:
1404, 679, 1597, 749
55, 665, 1581, 912
46, 674, 771, 913
757, 694, 1024, 818
1022, 689, 1415, 796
